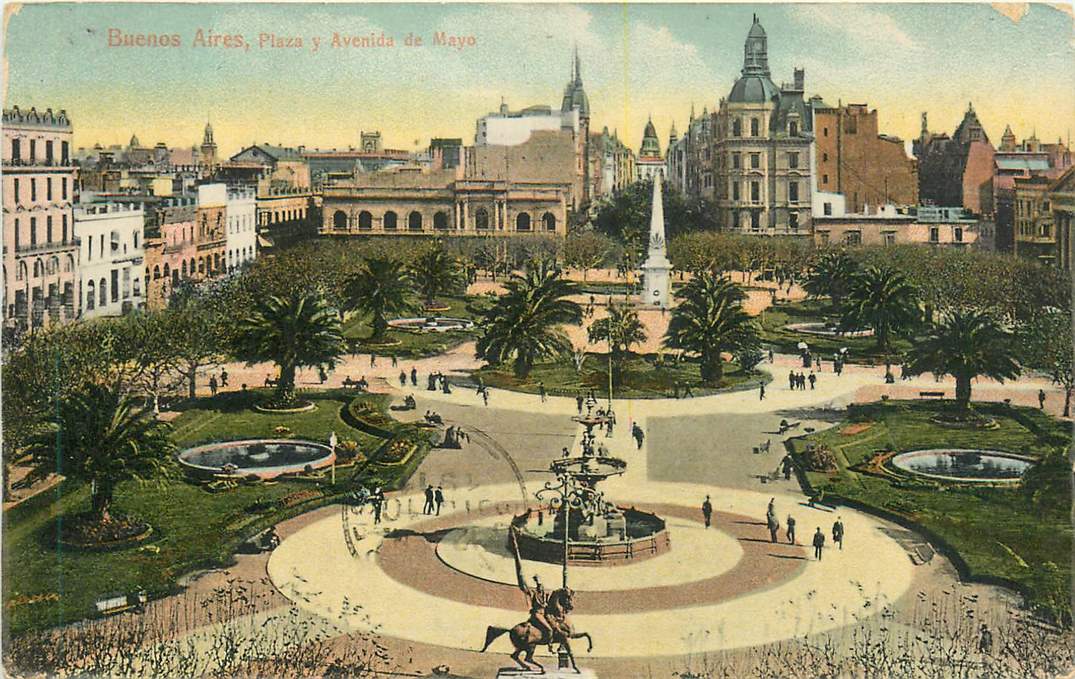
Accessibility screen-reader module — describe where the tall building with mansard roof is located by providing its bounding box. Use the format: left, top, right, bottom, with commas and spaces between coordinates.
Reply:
715, 15, 813, 236
636, 117, 664, 182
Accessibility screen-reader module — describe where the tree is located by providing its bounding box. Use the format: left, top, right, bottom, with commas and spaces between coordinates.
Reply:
905, 310, 1021, 414
343, 257, 417, 341
408, 241, 464, 309
803, 250, 858, 309
171, 301, 224, 400
115, 311, 183, 414
587, 302, 647, 377
27, 383, 175, 523
475, 265, 583, 378
233, 292, 345, 405
563, 232, 617, 280
664, 275, 758, 385
1018, 309, 1074, 417
840, 265, 920, 354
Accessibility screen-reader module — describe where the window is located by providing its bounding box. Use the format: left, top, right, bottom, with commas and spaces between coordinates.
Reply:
542, 212, 556, 232
408, 211, 423, 231
750, 118, 760, 137
61, 178, 67, 200
732, 119, 742, 137
47, 178, 53, 201
822, 174, 829, 185
475, 208, 490, 230
45, 141, 53, 164
13, 178, 19, 203
731, 153, 740, 170
30, 217, 37, 245
844, 117, 857, 134
954, 227, 963, 243
433, 211, 449, 231
929, 226, 939, 242
61, 141, 69, 165
750, 211, 761, 230
13, 218, 19, 249
819, 231, 830, 245
383, 211, 398, 230
822, 152, 828, 162
333, 210, 347, 230
29, 139, 36, 162
46, 216, 53, 243
11, 139, 20, 162
750, 153, 760, 169
789, 182, 799, 202
751, 181, 760, 202
359, 211, 373, 230
789, 121, 798, 136
846, 231, 862, 245
883, 232, 896, 246
516, 213, 531, 231
30, 178, 36, 201
789, 212, 799, 231
788, 152, 799, 169
823, 127, 829, 137
86, 280, 95, 310
133, 230, 139, 249
62, 215, 68, 242
732, 181, 740, 201
823, 202, 833, 216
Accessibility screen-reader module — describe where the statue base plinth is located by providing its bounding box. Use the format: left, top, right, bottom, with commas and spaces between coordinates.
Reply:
495, 668, 597, 678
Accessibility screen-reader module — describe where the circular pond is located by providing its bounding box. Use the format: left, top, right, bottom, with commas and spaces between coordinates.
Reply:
387, 316, 474, 333
784, 322, 873, 338
890, 449, 1034, 483
178, 439, 335, 480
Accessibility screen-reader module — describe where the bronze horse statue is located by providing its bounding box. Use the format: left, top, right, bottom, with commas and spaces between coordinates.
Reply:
481, 527, 593, 672
480, 586, 593, 672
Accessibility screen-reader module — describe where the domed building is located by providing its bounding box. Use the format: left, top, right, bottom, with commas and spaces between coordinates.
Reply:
636, 116, 664, 182
715, 15, 813, 236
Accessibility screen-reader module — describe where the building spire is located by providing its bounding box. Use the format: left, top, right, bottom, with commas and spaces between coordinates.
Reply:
574, 44, 581, 84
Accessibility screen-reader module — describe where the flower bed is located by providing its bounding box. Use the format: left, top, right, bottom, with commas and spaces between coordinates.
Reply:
57, 513, 155, 551
375, 437, 419, 465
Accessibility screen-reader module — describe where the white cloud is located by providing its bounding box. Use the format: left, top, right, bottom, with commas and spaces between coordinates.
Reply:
790, 4, 920, 52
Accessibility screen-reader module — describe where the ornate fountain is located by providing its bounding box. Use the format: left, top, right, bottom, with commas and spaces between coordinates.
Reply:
511, 398, 669, 576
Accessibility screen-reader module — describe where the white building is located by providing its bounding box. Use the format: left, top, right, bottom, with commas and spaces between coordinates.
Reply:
226, 187, 257, 272
475, 101, 580, 147
73, 202, 145, 318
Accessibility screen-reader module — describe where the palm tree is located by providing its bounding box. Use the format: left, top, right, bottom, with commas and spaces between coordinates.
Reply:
664, 274, 758, 385
476, 265, 583, 378
588, 302, 647, 377
905, 310, 1021, 414
233, 292, 344, 404
28, 383, 175, 524
803, 251, 858, 309
840, 265, 920, 354
344, 257, 417, 341
409, 242, 465, 309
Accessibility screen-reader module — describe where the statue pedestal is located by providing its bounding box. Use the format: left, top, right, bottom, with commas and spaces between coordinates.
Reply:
495, 668, 598, 678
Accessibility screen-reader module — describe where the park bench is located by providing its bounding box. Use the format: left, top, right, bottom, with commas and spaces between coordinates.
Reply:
95, 590, 147, 617
919, 391, 945, 399
263, 378, 279, 388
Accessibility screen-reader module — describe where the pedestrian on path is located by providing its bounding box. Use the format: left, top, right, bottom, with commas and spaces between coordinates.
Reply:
702, 495, 713, 528
767, 513, 781, 543
209, 375, 218, 396
759, 383, 766, 400
786, 514, 796, 544
370, 354, 377, 368
812, 527, 825, 560
562, 447, 571, 458
423, 485, 435, 515
576, 394, 584, 414
391, 355, 398, 367
808, 372, 816, 390
410, 367, 418, 387
482, 388, 489, 406
538, 382, 547, 403
319, 367, 327, 384
788, 370, 795, 390
632, 423, 645, 449
768, 348, 774, 363
832, 517, 844, 550
221, 369, 229, 387
1038, 389, 1046, 409
434, 486, 445, 516
371, 488, 385, 524
767, 497, 775, 518
683, 383, 694, 398
781, 454, 794, 480
399, 371, 407, 387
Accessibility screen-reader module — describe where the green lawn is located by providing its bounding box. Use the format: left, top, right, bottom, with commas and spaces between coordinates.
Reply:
340, 295, 487, 358
2, 389, 430, 637
758, 298, 914, 364
471, 352, 767, 399
787, 400, 1071, 624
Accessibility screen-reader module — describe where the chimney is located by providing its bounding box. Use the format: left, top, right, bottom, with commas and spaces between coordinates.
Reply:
793, 68, 805, 91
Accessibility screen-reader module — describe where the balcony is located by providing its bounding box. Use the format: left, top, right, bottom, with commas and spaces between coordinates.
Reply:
2, 158, 76, 170
14, 240, 79, 256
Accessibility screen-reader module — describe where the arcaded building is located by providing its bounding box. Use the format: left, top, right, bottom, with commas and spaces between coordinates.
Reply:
715, 17, 813, 236
2, 106, 80, 334
813, 103, 918, 213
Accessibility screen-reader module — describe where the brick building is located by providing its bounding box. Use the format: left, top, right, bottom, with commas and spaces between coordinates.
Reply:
813, 103, 917, 213
914, 104, 995, 214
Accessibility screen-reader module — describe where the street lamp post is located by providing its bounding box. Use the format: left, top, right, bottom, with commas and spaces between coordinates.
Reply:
535, 473, 593, 589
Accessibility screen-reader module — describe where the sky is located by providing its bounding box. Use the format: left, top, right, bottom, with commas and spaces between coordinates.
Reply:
3, 2, 1073, 156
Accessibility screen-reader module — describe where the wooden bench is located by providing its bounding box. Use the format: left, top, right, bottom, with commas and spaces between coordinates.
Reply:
919, 391, 945, 399
95, 591, 147, 616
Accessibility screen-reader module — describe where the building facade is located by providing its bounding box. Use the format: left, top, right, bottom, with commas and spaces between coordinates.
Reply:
1050, 167, 1075, 270
1013, 175, 1057, 264
226, 187, 257, 272
714, 17, 813, 236
257, 186, 315, 250
2, 106, 80, 335
636, 118, 664, 182
813, 204, 985, 248
144, 196, 197, 309
74, 202, 145, 318
813, 102, 918, 213
914, 104, 995, 214
195, 184, 228, 277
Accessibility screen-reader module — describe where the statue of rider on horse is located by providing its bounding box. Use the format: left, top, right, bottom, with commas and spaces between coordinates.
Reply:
480, 526, 593, 672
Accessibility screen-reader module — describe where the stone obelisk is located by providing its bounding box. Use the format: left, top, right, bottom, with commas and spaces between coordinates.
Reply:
640, 175, 672, 309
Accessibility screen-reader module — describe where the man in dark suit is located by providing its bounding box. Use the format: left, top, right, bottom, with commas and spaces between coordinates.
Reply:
423, 485, 435, 515
812, 527, 826, 560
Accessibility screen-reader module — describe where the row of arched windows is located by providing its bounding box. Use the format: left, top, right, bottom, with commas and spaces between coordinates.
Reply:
331, 208, 557, 233
14, 254, 75, 282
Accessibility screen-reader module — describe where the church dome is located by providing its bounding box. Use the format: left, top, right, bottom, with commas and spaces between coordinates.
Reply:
728, 16, 777, 104
728, 75, 779, 104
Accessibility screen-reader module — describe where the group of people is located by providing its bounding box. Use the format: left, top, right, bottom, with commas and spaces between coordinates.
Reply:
208, 369, 230, 396
423, 485, 447, 515
671, 381, 695, 399
427, 372, 452, 394
788, 370, 816, 391
424, 410, 444, 425
441, 425, 470, 449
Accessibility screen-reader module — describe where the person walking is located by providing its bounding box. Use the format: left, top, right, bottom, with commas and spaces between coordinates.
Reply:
410, 367, 418, 387
768, 348, 774, 363
391, 355, 398, 368
423, 485, 435, 515
538, 382, 547, 403
221, 369, 229, 387
832, 517, 845, 550
759, 383, 766, 400
767, 497, 776, 518
576, 393, 584, 414
1038, 389, 1046, 409
562, 447, 571, 458
399, 370, 407, 387
209, 375, 218, 396
434, 486, 445, 516
808, 372, 816, 390
812, 527, 825, 560
781, 454, 794, 480
632, 423, 645, 449
370, 353, 377, 368
788, 370, 796, 390
702, 495, 713, 528
786, 514, 797, 544
482, 387, 489, 406
370, 487, 385, 524
767, 512, 781, 543
683, 383, 694, 398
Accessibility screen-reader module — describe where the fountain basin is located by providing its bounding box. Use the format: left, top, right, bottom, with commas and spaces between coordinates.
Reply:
889, 449, 1034, 483
387, 317, 474, 333
177, 439, 335, 480
512, 506, 670, 566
